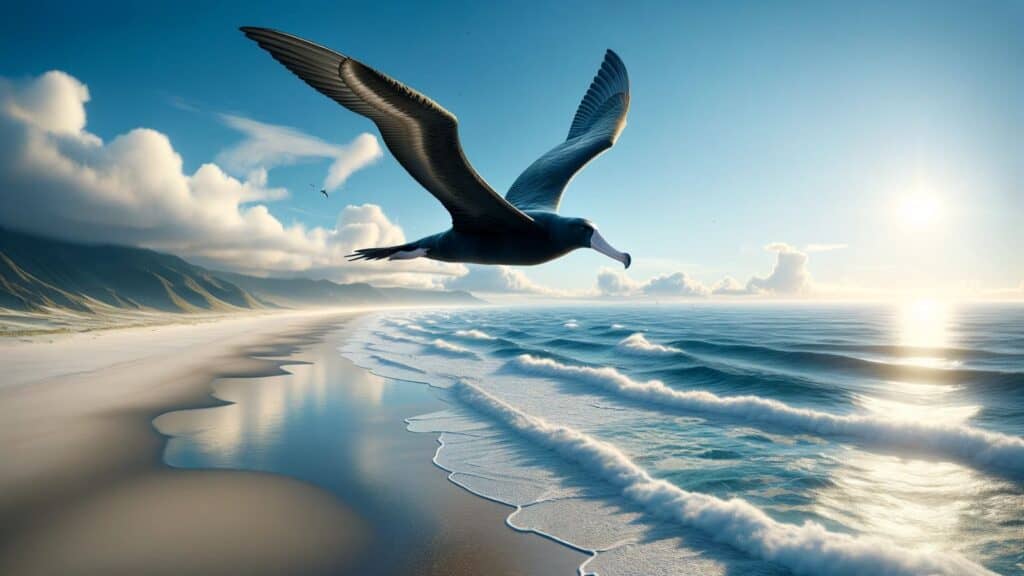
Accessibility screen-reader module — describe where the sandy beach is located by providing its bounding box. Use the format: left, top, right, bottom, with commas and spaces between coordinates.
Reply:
0, 309, 582, 575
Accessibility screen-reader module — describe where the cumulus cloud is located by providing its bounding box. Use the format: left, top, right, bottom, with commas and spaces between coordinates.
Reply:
596, 268, 708, 298
0, 70, 462, 287
642, 272, 709, 297
745, 243, 812, 295
217, 114, 382, 191
711, 276, 748, 295
596, 267, 642, 296
596, 243, 820, 299
445, 265, 563, 295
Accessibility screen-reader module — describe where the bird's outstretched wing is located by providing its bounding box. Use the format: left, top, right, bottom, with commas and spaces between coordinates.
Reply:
505, 50, 630, 212
241, 27, 538, 233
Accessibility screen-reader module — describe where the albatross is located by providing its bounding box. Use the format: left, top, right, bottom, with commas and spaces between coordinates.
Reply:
241, 27, 632, 269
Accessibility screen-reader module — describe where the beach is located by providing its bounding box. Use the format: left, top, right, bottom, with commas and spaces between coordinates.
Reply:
0, 309, 583, 575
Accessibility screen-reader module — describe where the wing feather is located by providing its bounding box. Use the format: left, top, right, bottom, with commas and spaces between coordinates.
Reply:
506, 50, 630, 212
241, 27, 537, 232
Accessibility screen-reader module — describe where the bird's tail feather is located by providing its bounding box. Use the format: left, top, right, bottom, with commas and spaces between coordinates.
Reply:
346, 243, 416, 262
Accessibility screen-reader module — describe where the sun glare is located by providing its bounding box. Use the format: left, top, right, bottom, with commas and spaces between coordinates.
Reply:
896, 192, 942, 229
898, 299, 951, 349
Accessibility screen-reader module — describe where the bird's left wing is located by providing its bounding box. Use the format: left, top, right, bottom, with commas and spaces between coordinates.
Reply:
505, 50, 630, 212
241, 27, 539, 233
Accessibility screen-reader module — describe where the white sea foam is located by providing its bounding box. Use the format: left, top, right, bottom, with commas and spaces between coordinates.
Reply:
511, 355, 1024, 478
454, 329, 497, 341
617, 332, 682, 356
405, 323, 430, 333
427, 338, 476, 358
452, 379, 992, 576
564, 319, 580, 329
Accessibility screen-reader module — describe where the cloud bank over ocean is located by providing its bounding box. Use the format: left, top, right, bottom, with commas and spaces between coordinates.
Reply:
597, 243, 816, 298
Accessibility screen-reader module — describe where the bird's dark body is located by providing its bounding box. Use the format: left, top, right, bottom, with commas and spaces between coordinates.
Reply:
417, 212, 590, 266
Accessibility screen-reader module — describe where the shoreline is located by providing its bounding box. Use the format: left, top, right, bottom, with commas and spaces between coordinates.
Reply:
0, 307, 582, 575
154, 316, 585, 575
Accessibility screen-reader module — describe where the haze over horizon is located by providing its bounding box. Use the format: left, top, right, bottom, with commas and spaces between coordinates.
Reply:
0, 0, 1020, 301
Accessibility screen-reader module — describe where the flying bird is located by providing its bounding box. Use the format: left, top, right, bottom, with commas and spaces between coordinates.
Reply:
321, 188, 329, 199
241, 27, 632, 268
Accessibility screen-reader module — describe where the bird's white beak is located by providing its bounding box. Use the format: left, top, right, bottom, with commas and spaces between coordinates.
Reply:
591, 229, 631, 269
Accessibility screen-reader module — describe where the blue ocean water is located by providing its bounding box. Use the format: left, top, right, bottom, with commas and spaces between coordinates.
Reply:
346, 303, 1024, 575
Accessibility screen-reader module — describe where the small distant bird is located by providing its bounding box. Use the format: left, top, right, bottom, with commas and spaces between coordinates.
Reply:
309, 184, 329, 198
242, 27, 631, 268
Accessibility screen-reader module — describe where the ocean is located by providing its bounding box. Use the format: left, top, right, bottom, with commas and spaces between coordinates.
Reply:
166, 303, 1024, 575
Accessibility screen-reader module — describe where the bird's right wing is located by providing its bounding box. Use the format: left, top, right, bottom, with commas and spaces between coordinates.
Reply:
241, 27, 539, 233
505, 50, 630, 212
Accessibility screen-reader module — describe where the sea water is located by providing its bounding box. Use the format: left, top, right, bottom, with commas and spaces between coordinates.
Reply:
344, 303, 1023, 575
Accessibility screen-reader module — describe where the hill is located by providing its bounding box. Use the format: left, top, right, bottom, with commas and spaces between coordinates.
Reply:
0, 228, 481, 314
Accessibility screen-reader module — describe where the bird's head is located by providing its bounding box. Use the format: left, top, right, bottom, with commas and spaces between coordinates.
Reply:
559, 217, 631, 269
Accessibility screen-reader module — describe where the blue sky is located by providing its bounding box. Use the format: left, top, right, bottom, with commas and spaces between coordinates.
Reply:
1, 0, 1020, 298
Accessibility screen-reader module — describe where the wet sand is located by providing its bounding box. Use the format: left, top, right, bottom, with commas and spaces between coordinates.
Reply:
154, 320, 587, 575
0, 309, 583, 575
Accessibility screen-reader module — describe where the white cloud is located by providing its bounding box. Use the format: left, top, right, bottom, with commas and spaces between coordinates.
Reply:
642, 272, 709, 297
596, 267, 642, 296
238, 168, 289, 202
217, 113, 382, 192
445, 265, 563, 295
745, 242, 812, 295
596, 268, 708, 298
597, 243, 816, 299
5, 70, 90, 135
711, 276, 748, 295
0, 70, 462, 287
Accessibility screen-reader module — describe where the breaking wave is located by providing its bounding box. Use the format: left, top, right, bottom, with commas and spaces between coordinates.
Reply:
425, 338, 477, 358
510, 355, 1024, 478
616, 332, 683, 356
453, 329, 497, 340
452, 379, 993, 576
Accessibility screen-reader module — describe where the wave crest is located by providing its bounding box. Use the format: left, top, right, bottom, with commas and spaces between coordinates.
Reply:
510, 355, 1024, 479
617, 333, 682, 356
454, 329, 496, 340
426, 338, 477, 358
452, 379, 991, 576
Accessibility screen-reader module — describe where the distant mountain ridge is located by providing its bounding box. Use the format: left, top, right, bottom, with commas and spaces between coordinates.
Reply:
0, 228, 481, 313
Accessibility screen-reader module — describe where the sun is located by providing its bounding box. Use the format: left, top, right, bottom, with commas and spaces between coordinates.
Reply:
896, 191, 942, 229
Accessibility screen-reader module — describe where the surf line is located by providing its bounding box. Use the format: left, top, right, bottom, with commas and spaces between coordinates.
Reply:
510, 354, 1024, 480
451, 379, 993, 576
